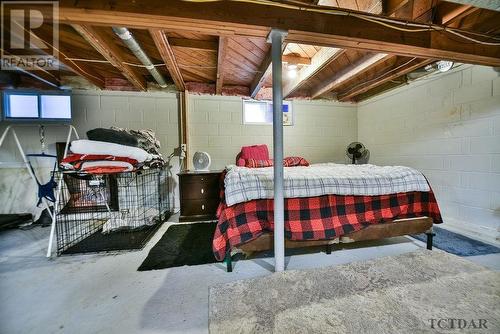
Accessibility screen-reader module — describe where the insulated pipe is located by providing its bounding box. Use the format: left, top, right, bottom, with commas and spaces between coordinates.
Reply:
112, 27, 168, 88
269, 29, 287, 272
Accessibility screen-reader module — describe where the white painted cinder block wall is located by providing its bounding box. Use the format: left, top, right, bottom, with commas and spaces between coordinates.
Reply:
0, 90, 180, 214
358, 65, 500, 242
188, 95, 357, 169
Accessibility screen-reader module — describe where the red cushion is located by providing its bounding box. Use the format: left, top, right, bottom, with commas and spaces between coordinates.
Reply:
283, 156, 310, 167
240, 145, 269, 161
245, 159, 274, 168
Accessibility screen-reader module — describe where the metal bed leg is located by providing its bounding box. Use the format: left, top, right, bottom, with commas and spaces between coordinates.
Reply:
325, 244, 332, 255
426, 232, 435, 250
224, 251, 232, 272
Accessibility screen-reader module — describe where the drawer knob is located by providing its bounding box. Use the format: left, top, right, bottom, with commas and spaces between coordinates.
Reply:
201, 188, 204, 194
202, 204, 205, 210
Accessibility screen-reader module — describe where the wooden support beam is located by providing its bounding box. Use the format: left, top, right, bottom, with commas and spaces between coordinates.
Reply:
150, 29, 186, 91
311, 53, 391, 99
384, 0, 410, 16
169, 38, 218, 52
250, 42, 287, 98
216, 36, 227, 95
57, 0, 500, 66
283, 47, 342, 98
282, 54, 311, 65
337, 57, 434, 101
72, 24, 146, 90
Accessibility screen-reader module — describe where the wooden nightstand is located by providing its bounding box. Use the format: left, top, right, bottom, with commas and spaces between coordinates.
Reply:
178, 170, 222, 222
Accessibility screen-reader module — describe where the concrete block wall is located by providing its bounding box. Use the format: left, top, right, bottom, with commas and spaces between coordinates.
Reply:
358, 65, 500, 242
188, 95, 357, 169
0, 90, 180, 214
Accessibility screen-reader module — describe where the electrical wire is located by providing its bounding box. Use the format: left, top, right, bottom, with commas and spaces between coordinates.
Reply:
181, 0, 500, 45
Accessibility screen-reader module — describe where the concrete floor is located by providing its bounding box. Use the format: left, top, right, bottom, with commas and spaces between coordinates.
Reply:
1, 215, 499, 334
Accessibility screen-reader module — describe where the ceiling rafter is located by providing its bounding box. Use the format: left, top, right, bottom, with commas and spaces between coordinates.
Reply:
216, 36, 228, 95
250, 42, 287, 98
150, 29, 186, 91
283, 47, 343, 98
72, 24, 147, 90
335, 0, 483, 101
337, 57, 434, 101
311, 53, 391, 99
56, 0, 500, 66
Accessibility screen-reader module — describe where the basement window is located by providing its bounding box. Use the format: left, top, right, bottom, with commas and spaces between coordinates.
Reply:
243, 100, 292, 125
2, 90, 72, 122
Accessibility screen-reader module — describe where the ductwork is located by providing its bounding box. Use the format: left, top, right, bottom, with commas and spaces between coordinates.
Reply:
112, 27, 167, 88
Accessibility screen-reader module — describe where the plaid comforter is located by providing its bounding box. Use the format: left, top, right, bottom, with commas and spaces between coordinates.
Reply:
224, 163, 430, 206
213, 181, 442, 261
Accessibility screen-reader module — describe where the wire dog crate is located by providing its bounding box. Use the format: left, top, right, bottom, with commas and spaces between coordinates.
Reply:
54, 167, 170, 255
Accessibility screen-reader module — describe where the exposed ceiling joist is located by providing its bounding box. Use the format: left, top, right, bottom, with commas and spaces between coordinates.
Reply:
250, 42, 287, 98
57, 0, 500, 66
150, 29, 185, 91
216, 36, 228, 95
169, 38, 218, 52
337, 57, 435, 101
283, 47, 343, 98
311, 53, 391, 99
282, 54, 311, 65
72, 24, 146, 90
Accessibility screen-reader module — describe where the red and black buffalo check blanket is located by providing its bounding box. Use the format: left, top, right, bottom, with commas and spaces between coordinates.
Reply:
213, 176, 442, 261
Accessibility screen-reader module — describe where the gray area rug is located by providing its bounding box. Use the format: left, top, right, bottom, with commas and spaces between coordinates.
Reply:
209, 250, 500, 333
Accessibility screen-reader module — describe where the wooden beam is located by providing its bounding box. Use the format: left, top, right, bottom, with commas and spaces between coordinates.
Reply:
169, 38, 218, 52
337, 57, 434, 101
56, 0, 500, 67
250, 42, 287, 98
216, 36, 228, 95
282, 54, 311, 65
150, 29, 185, 91
311, 53, 391, 98
72, 24, 146, 90
283, 47, 342, 98
384, 0, 410, 16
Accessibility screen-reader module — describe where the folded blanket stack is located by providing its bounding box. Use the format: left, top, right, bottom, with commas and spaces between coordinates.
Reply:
60, 128, 166, 174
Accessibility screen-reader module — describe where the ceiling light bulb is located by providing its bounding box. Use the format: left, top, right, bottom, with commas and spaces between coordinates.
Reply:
288, 64, 298, 71
288, 68, 297, 78
436, 60, 453, 72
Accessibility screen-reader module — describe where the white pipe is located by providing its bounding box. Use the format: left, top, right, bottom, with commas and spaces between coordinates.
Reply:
269, 28, 287, 272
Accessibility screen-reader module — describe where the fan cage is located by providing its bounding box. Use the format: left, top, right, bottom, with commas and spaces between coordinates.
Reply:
54, 167, 171, 255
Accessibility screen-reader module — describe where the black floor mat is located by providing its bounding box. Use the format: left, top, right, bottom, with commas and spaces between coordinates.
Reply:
138, 222, 218, 271
62, 223, 162, 255
412, 226, 500, 256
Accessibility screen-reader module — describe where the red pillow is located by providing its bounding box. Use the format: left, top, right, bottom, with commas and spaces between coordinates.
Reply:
245, 159, 274, 168
240, 145, 269, 161
283, 156, 309, 167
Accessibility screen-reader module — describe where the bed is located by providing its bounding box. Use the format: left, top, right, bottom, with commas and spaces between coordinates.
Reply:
213, 154, 443, 272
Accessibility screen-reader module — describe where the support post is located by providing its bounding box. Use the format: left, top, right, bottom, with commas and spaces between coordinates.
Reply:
325, 243, 332, 255
269, 28, 287, 273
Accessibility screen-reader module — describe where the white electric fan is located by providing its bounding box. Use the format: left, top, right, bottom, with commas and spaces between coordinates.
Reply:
193, 151, 211, 171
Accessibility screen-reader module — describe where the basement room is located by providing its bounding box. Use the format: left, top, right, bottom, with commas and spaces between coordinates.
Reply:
0, 0, 499, 333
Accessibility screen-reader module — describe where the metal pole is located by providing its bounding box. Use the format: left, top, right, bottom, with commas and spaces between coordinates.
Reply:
269, 29, 287, 272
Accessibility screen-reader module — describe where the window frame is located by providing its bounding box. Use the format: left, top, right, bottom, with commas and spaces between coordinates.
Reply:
2, 89, 72, 123
242, 99, 293, 126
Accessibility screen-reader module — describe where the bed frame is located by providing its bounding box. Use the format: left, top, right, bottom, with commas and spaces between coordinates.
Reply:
224, 217, 434, 272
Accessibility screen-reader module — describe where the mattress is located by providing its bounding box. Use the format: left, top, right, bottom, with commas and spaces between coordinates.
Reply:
223, 163, 431, 206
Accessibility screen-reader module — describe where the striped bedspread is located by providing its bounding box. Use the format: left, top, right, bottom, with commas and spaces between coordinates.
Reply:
223, 163, 430, 206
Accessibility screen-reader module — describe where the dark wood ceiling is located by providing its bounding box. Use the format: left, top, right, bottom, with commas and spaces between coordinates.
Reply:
4, 0, 500, 102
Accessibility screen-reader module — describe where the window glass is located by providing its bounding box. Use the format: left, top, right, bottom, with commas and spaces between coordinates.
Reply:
7, 94, 38, 118
243, 101, 272, 124
40, 95, 71, 119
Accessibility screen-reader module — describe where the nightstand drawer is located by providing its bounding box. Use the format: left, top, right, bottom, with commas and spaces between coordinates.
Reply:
180, 180, 219, 200
181, 199, 219, 217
